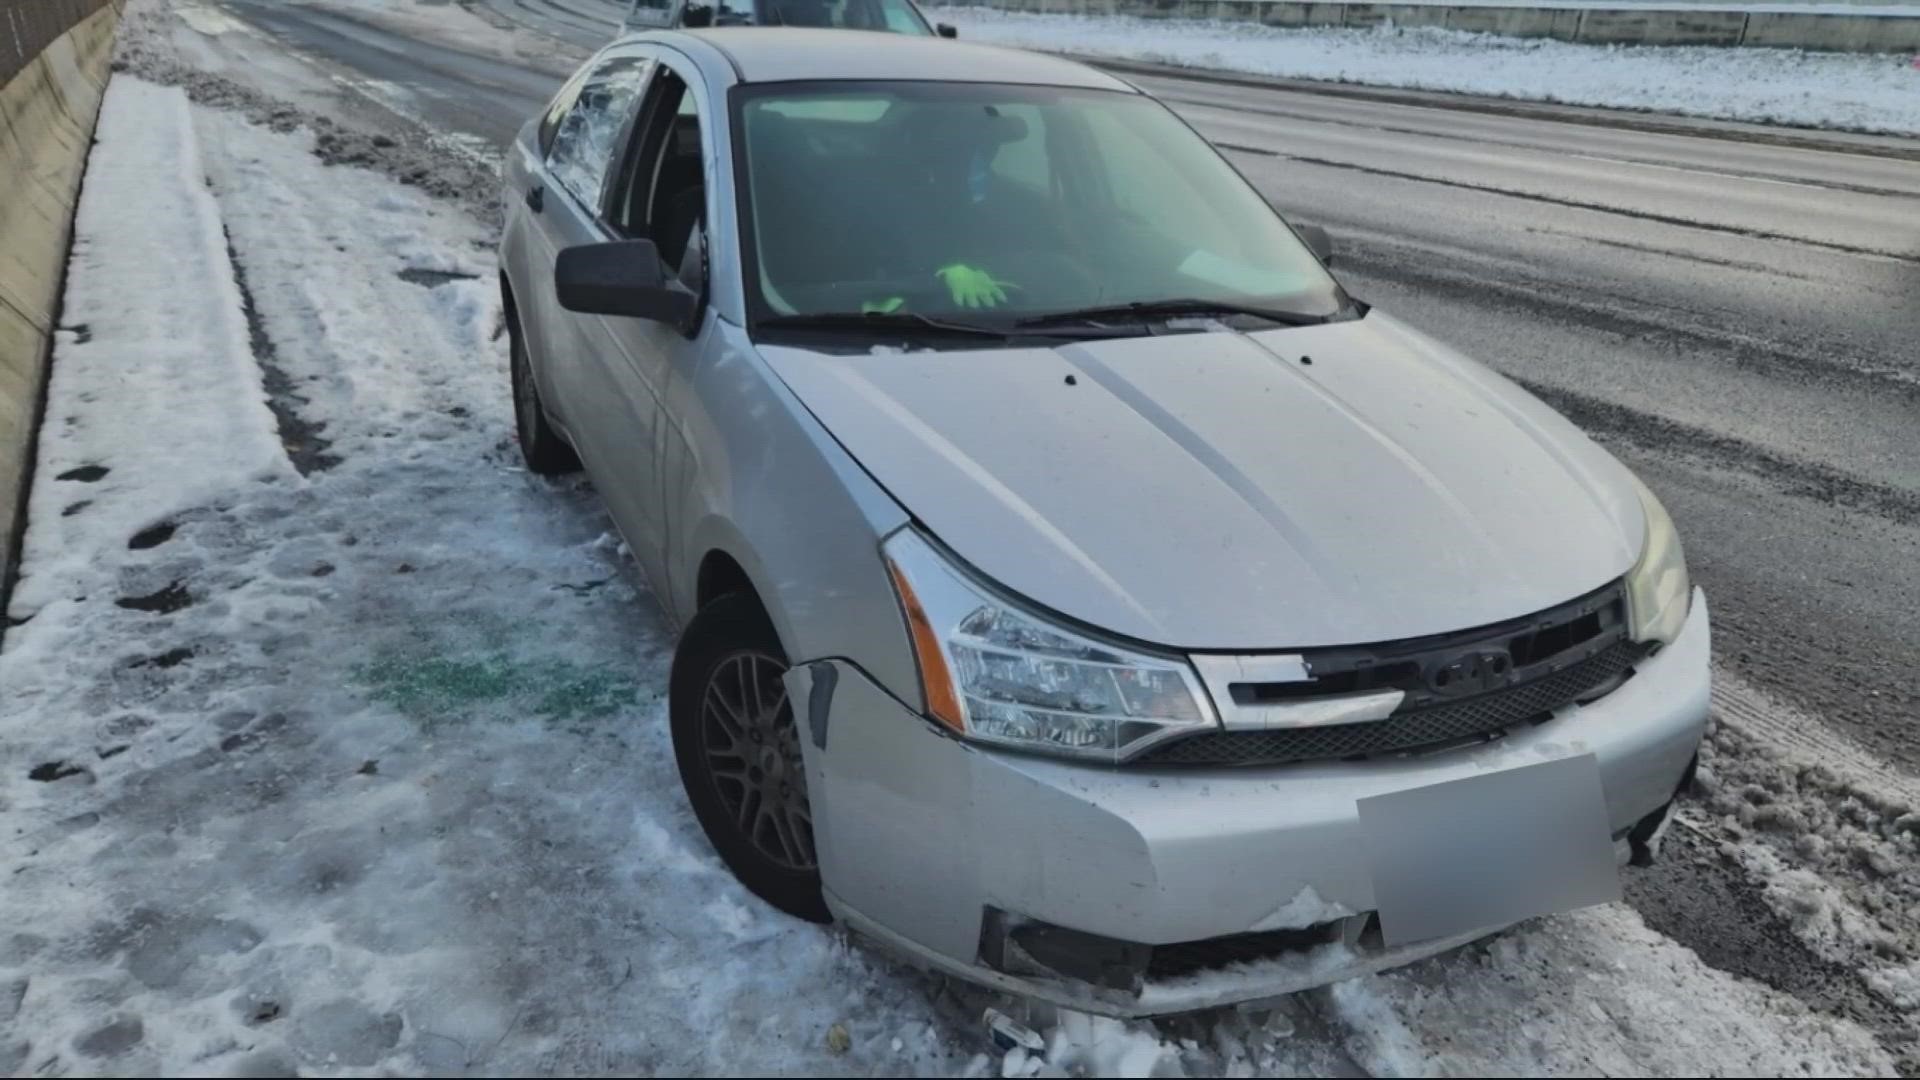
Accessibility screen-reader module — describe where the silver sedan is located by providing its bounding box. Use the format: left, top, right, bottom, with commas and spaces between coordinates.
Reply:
497, 28, 1708, 1016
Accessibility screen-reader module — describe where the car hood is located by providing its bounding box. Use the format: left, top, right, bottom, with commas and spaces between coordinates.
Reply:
761, 314, 1646, 649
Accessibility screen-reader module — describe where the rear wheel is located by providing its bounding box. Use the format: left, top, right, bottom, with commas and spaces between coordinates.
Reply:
509, 317, 580, 475
670, 593, 829, 923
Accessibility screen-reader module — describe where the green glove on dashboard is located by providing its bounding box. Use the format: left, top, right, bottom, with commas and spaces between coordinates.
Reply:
936, 264, 1015, 309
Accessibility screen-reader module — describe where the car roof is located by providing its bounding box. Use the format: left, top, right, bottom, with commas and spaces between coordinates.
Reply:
629, 28, 1137, 91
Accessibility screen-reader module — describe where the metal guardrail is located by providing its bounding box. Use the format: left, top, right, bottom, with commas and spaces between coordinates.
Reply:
0, 0, 112, 86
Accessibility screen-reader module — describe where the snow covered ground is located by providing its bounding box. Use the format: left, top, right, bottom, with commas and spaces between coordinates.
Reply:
0, 74, 978, 1079
2, 2, 1918, 1073
933, 7, 1920, 136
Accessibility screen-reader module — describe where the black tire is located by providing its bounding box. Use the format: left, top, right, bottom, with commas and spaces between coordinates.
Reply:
509, 317, 580, 475
670, 593, 830, 923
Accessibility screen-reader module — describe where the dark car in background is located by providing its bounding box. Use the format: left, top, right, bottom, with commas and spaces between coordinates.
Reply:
624, 0, 957, 36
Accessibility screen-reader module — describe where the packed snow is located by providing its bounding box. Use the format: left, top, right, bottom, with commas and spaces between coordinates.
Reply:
933, 7, 1920, 135
5, 80, 294, 627
2, 3, 1917, 1072
1687, 680, 1920, 1016
1247, 886, 1355, 933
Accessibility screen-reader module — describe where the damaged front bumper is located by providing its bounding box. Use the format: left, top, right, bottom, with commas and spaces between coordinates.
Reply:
788, 590, 1710, 1018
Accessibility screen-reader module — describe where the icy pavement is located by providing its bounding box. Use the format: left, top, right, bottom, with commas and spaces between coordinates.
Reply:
933, 7, 1920, 136
0, 49, 1908, 1080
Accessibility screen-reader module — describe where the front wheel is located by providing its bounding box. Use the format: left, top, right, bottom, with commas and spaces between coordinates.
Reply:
670, 594, 829, 923
509, 318, 580, 475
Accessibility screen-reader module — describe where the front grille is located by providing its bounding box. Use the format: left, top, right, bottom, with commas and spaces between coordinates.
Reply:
1138, 640, 1646, 767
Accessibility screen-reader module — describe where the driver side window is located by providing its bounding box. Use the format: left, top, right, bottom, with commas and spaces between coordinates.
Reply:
611, 70, 708, 282
547, 54, 655, 211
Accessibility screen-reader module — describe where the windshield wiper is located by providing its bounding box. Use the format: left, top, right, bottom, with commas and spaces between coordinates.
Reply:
1016, 299, 1332, 329
756, 311, 1011, 340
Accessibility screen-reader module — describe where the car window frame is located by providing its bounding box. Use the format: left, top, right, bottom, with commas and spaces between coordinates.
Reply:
609, 70, 693, 242
584, 50, 720, 283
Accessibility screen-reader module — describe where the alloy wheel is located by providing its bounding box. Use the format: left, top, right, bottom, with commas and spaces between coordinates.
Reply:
700, 651, 816, 871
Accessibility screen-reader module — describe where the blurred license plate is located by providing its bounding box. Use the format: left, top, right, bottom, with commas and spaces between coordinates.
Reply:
1358, 754, 1619, 947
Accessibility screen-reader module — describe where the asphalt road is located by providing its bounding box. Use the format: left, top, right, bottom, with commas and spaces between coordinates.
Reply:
166, 0, 1920, 1064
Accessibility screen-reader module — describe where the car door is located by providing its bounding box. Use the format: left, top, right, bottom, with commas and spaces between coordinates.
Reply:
569, 56, 717, 604
523, 49, 656, 460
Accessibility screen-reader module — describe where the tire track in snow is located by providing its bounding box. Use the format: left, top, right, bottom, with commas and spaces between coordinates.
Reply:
1712, 677, 1920, 808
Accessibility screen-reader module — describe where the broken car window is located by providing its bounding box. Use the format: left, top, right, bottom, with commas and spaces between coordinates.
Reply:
547, 55, 654, 211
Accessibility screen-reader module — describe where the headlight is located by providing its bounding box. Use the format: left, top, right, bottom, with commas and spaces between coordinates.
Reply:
882, 530, 1216, 763
1624, 476, 1690, 645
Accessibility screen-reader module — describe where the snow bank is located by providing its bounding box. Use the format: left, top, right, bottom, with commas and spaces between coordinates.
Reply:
7, 79, 293, 625
1692, 676, 1920, 1015
1324, 904, 1894, 1077
934, 7, 1920, 136
1042, 1011, 1175, 1077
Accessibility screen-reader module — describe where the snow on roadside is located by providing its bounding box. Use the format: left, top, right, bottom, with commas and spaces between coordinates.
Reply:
1323, 904, 1894, 1078
1687, 677, 1920, 1015
933, 7, 1920, 136
113, 0, 505, 217
6, 78, 294, 627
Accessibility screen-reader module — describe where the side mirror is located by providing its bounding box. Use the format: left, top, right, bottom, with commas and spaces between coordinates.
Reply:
936, 22, 958, 37
682, 1, 713, 27
555, 239, 697, 327
1295, 223, 1333, 266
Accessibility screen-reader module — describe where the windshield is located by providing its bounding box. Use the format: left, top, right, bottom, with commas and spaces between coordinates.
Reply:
734, 81, 1343, 334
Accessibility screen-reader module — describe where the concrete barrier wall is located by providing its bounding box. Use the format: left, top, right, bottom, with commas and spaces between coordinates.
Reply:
0, 0, 119, 592
982, 0, 1920, 51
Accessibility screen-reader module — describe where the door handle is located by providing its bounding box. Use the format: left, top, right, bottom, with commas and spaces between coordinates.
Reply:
525, 184, 544, 212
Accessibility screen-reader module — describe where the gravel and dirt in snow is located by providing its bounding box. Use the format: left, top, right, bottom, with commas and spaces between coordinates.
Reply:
2, 1, 1918, 1075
